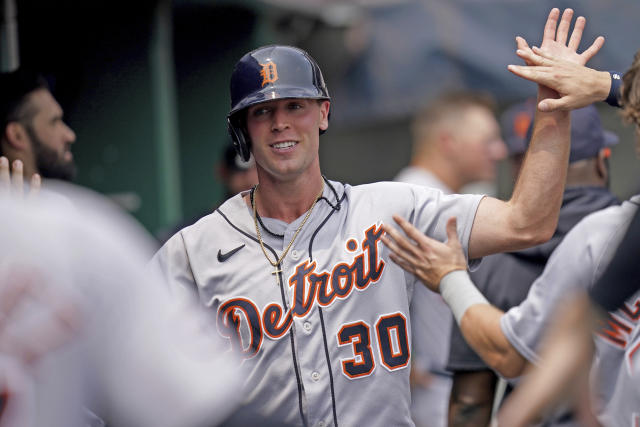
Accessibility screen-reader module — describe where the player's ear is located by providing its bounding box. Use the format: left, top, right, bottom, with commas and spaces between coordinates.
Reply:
4, 122, 30, 150
596, 148, 610, 185
319, 100, 330, 131
438, 130, 457, 156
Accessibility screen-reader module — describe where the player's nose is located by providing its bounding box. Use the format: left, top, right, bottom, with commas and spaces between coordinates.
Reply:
270, 108, 290, 132
64, 122, 77, 143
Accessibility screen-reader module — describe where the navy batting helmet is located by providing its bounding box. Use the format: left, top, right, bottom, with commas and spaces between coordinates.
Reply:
227, 45, 330, 161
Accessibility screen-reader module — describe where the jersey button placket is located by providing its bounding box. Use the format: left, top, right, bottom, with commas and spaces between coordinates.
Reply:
290, 249, 301, 261
311, 371, 320, 381
303, 321, 312, 333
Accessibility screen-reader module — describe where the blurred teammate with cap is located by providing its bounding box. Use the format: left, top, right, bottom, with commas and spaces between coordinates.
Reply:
394, 91, 508, 427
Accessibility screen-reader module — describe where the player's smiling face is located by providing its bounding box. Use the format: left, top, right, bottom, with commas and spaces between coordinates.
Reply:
246, 98, 329, 182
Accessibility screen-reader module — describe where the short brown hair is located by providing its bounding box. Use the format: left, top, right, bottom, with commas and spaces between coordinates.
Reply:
412, 91, 496, 141
621, 50, 640, 126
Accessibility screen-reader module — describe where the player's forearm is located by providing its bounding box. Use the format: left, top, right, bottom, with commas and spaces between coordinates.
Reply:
439, 271, 527, 378
449, 370, 496, 427
506, 87, 570, 247
459, 304, 527, 379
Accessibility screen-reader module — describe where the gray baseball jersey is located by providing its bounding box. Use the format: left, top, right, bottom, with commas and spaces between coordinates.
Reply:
394, 166, 455, 427
152, 179, 482, 427
501, 195, 640, 426
0, 184, 240, 427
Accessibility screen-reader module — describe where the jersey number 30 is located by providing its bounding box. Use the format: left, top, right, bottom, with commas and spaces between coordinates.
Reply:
337, 312, 409, 379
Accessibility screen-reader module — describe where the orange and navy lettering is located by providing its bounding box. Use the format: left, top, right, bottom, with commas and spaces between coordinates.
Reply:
376, 312, 410, 371
596, 297, 640, 349
217, 297, 263, 359
338, 321, 375, 379
216, 224, 387, 362
337, 312, 410, 379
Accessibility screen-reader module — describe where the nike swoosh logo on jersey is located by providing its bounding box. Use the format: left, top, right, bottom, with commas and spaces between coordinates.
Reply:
217, 244, 245, 262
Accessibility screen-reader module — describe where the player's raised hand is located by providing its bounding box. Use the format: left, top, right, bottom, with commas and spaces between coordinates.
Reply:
381, 216, 467, 292
513, 9, 603, 66
0, 157, 41, 200
508, 8, 608, 112
538, 8, 603, 65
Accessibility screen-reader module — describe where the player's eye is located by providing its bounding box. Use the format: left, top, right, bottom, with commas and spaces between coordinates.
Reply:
251, 107, 270, 117
287, 101, 304, 110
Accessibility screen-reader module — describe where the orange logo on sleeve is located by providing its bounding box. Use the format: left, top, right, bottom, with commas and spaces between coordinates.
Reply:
260, 61, 278, 87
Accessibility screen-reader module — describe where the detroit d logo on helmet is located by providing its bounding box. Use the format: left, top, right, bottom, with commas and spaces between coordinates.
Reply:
260, 61, 278, 87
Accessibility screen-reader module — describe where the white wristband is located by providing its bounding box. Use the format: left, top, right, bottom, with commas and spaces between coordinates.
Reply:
440, 269, 489, 324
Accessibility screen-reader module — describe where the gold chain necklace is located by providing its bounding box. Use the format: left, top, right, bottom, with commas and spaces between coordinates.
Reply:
252, 181, 324, 278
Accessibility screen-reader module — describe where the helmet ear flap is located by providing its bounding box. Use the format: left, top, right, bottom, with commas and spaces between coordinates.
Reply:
227, 117, 251, 162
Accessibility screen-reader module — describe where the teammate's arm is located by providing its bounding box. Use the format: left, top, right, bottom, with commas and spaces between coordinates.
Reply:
468, 8, 603, 259
382, 216, 528, 378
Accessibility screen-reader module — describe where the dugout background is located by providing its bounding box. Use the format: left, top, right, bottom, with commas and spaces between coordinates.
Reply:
4, 0, 640, 239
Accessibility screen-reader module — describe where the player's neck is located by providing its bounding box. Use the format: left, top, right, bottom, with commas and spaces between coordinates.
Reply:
252, 172, 324, 223
412, 157, 463, 193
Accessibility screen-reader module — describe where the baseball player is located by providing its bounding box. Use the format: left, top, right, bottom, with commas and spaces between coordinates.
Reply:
151, 8, 598, 426
382, 46, 640, 427
0, 68, 77, 183
0, 182, 241, 427
393, 91, 507, 427
499, 208, 640, 425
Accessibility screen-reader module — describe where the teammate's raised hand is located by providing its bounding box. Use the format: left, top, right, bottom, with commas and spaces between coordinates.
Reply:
0, 157, 41, 200
509, 48, 612, 112
381, 216, 467, 292
508, 8, 607, 112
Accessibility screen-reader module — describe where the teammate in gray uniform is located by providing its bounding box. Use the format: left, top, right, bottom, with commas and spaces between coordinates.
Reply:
394, 92, 507, 427
151, 8, 600, 426
447, 103, 620, 427
0, 182, 240, 427
499, 210, 640, 426
382, 46, 640, 427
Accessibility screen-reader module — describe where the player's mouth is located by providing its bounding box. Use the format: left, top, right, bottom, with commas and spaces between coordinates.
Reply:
270, 141, 298, 150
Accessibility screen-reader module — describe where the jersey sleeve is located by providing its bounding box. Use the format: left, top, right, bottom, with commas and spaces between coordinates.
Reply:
149, 230, 200, 301
409, 185, 483, 266
500, 218, 600, 364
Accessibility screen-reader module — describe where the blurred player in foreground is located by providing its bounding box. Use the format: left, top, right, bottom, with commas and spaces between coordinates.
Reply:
0, 181, 240, 427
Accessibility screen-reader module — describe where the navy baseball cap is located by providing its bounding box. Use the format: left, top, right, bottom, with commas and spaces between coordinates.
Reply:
500, 99, 536, 156
521, 104, 619, 163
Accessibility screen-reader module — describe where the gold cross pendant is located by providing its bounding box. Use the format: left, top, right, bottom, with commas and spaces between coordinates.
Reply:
272, 264, 282, 276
